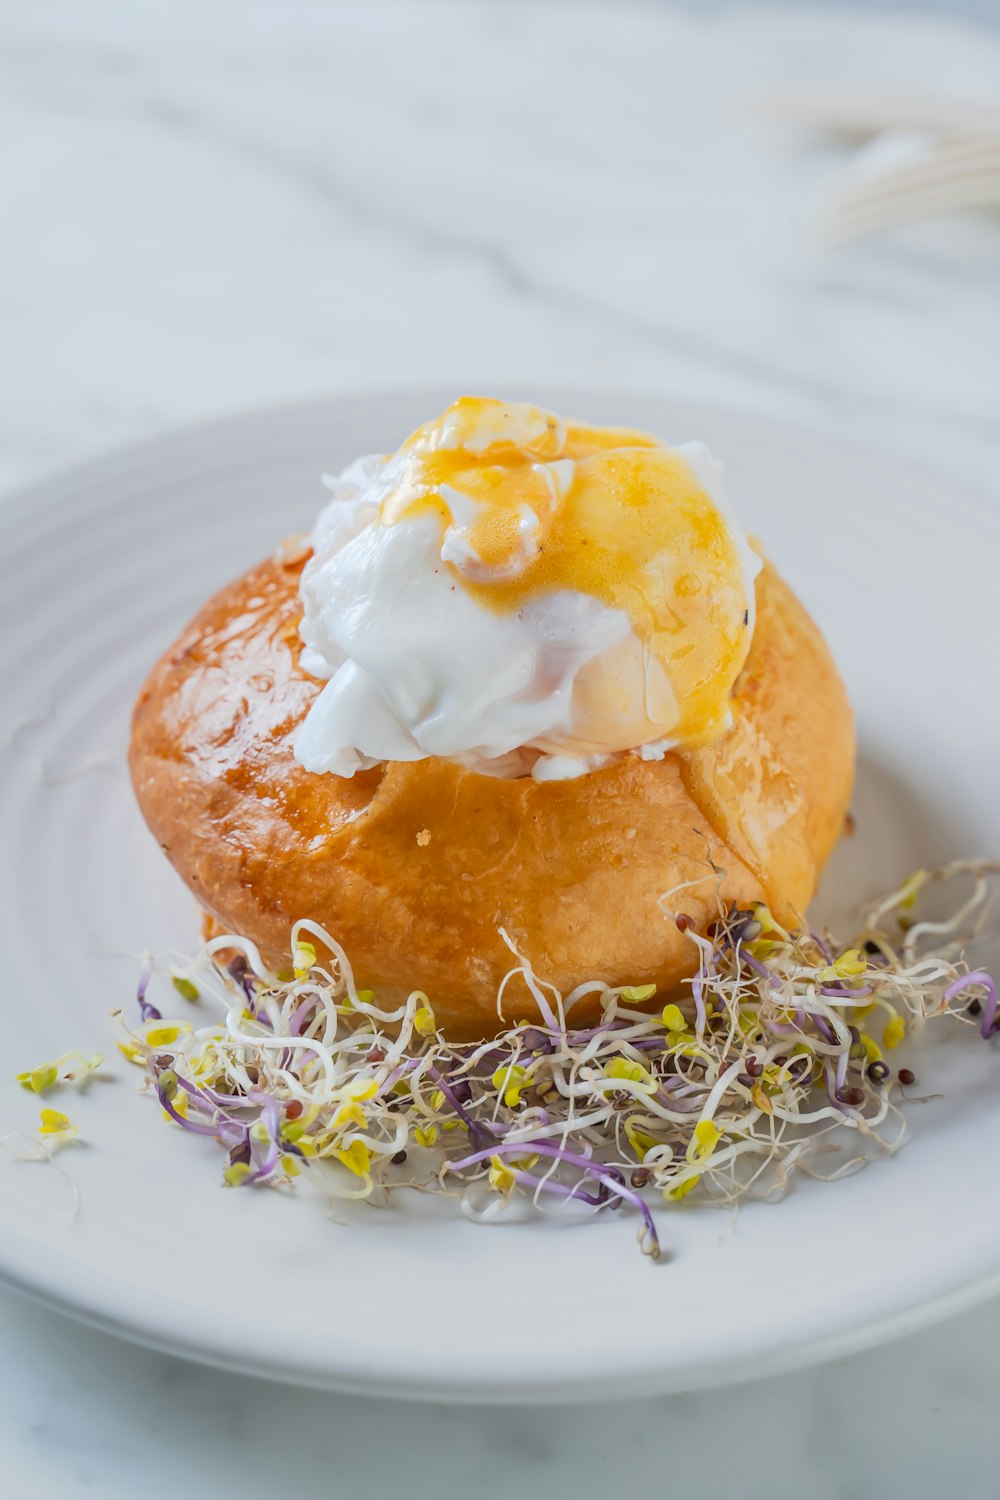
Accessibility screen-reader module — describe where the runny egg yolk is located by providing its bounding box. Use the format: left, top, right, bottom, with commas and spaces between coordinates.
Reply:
377, 396, 757, 754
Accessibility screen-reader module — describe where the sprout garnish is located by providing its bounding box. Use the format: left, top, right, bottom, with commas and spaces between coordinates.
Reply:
16, 1051, 104, 1095
119, 861, 1000, 1260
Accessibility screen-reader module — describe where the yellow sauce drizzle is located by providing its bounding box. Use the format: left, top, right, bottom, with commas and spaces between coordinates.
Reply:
379, 397, 753, 748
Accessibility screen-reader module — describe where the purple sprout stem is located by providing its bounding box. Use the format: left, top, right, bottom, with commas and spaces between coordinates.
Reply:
446, 1139, 660, 1253
165, 1076, 259, 1150
509, 1169, 607, 1210
944, 970, 998, 1040
739, 951, 782, 990
823, 1060, 856, 1112
156, 1081, 223, 1136
426, 1064, 492, 1136
172, 1074, 256, 1116
246, 1097, 282, 1182
808, 1013, 838, 1044
530, 989, 560, 1034
834, 1049, 849, 1092
289, 997, 318, 1036
811, 932, 834, 964
380, 1056, 423, 1094
136, 953, 161, 1023
691, 959, 712, 1031
563, 1020, 634, 1046
655, 1095, 704, 1114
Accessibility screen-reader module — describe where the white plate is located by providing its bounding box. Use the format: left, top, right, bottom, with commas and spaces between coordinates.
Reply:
2, 390, 999, 1403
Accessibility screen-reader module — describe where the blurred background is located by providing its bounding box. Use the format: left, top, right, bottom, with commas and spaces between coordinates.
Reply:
2, 0, 998, 494
3, 1, 999, 1496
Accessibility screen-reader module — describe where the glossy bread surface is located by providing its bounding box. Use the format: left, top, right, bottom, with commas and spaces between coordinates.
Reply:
129, 552, 854, 1037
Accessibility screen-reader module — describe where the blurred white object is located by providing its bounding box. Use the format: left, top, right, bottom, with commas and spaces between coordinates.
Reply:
821, 129, 1000, 246
759, 84, 1000, 246
759, 82, 1000, 138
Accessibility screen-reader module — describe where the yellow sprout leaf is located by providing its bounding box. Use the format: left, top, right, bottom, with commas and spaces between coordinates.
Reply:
281, 1154, 301, 1178
835, 948, 867, 978
752, 904, 790, 941
223, 1162, 252, 1187
171, 975, 200, 1002
430, 1089, 447, 1112
817, 948, 869, 985
491, 1062, 528, 1107
488, 1155, 517, 1193
762, 1062, 788, 1092
898, 870, 927, 912
665, 1032, 706, 1060
292, 940, 317, 979
145, 1022, 192, 1049
413, 998, 436, 1036
666, 1174, 700, 1202
859, 1032, 883, 1063
17, 1063, 58, 1094
38, 1108, 76, 1138
660, 1004, 686, 1032
746, 938, 778, 961
414, 1124, 438, 1148
117, 1039, 146, 1066
332, 1101, 367, 1131
751, 1082, 773, 1115
604, 1057, 651, 1086
163, 1090, 189, 1123
625, 1117, 659, 1161
621, 984, 657, 1003
689, 1119, 721, 1163
883, 1014, 906, 1050
345, 1077, 379, 1103
334, 1140, 372, 1178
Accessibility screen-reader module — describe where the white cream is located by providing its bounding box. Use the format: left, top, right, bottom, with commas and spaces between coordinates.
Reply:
294, 418, 760, 782
296, 508, 632, 778
438, 485, 542, 583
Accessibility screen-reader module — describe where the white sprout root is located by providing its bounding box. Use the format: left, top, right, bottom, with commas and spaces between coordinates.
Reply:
119, 861, 1000, 1261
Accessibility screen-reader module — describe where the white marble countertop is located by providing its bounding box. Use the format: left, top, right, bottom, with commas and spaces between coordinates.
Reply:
3, 0, 1000, 1493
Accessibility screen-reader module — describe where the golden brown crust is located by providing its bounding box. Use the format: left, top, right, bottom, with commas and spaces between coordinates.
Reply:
129, 553, 854, 1038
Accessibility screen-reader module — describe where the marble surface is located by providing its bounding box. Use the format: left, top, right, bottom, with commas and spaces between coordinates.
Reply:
3, 0, 1000, 1494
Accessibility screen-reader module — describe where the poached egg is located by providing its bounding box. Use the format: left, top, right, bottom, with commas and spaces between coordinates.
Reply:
295, 397, 761, 781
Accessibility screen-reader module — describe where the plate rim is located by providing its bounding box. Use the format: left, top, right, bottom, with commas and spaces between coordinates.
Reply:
3, 386, 1000, 1402
3, 382, 998, 525
4, 1247, 1000, 1404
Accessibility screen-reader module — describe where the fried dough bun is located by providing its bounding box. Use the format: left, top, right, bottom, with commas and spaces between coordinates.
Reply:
129, 552, 854, 1039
